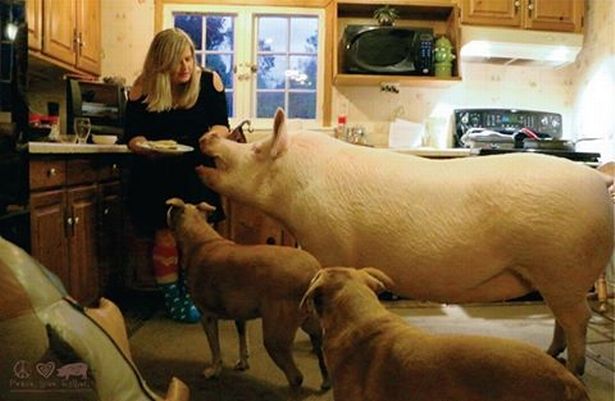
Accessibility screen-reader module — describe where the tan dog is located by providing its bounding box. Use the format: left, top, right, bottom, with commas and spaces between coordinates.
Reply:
166, 198, 330, 389
301, 267, 589, 401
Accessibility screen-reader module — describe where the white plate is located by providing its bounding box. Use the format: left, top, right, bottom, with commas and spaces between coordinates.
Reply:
138, 142, 194, 154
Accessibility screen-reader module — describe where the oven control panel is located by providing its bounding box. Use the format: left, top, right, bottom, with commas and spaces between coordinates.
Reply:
453, 109, 562, 147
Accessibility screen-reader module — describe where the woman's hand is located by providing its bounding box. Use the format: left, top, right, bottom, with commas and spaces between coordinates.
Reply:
128, 136, 159, 157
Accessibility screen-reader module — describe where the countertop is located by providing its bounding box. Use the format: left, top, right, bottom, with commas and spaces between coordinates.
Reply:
389, 147, 473, 158
27, 141, 473, 158
28, 142, 130, 154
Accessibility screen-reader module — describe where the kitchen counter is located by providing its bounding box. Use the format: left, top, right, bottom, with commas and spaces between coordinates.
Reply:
28, 142, 130, 154
389, 147, 473, 158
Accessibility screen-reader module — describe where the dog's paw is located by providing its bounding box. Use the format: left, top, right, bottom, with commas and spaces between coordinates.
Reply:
320, 378, 332, 391
234, 359, 250, 371
202, 364, 222, 379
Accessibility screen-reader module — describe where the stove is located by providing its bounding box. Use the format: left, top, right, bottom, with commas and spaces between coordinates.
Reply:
474, 148, 600, 163
454, 109, 601, 163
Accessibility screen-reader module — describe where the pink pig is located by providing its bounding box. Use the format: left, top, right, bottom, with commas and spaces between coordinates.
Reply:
197, 108, 613, 376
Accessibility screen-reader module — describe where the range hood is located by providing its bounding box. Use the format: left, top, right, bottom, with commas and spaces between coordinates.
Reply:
460, 26, 583, 68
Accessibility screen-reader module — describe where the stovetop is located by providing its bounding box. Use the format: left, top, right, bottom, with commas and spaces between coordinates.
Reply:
453, 109, 602, 164
475, 148, 601, 163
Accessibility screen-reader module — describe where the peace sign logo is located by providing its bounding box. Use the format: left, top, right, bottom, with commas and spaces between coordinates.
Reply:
12, 360, 31, 379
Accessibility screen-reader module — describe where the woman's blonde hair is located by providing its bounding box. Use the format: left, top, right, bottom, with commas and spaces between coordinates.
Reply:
138, 28, 200, 112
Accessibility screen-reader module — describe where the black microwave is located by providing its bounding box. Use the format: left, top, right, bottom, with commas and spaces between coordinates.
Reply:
342, 25, 434, 76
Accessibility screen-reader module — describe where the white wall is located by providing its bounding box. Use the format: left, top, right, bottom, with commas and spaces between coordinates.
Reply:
570, 0, 615, 161
100, 0, 155, 85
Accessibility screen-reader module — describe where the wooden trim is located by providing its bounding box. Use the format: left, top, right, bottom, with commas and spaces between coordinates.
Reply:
334, 74, 461, 88
157, 0, 329, 6
323, 0, 335, 126
155, 0, 333, 126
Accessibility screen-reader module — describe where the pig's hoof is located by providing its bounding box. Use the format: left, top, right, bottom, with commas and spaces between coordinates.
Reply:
234, 359, 250, 371
203, 364, 222, 379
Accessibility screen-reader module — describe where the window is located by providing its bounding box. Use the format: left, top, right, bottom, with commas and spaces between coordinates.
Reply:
164, 4, 325, 129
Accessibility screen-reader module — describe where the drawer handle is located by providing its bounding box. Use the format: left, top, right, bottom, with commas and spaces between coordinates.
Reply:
48, 168, 57, 177
112, 163, 119, 171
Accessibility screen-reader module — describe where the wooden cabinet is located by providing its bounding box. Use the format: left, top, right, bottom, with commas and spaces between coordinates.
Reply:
26, 0, 43, 51
332, 1, 462, 88
460, 0, 584, 33
27, 0, 101, 76
29, 156, 124, 305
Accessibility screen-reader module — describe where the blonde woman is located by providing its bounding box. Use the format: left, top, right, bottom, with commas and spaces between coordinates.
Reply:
124, 28, 229, 323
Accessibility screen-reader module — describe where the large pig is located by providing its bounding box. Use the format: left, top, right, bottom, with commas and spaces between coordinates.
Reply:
197, 108, 614, 376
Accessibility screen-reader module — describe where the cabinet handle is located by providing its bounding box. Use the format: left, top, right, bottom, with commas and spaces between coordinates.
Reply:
103, 207, 110, 216
67, 217, 73, 226
48, 168, 57, 177
112, 163, 119, 171
73, 28, 79, 52
514, 0, 520, 12
74, 217, 80, 225
528, 0, 534, 14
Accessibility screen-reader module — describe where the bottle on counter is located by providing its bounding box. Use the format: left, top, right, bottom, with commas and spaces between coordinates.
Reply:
335, 114, 347, 140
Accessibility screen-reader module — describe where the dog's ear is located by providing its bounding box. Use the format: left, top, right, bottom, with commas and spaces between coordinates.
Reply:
196, 201, 217, 212
300, 271, 325, 316
166, 198, 185, 208
360, 267, 395, 294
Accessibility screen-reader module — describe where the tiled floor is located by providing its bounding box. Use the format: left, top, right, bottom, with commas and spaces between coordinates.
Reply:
129, 298, 614, 401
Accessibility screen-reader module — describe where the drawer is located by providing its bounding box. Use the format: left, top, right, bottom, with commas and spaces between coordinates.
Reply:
29, 160, 66, 190
66, 159, 98, 186
97, 160, 122, 182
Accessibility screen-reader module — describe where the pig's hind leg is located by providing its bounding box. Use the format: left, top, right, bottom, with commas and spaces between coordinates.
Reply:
545, 298, 591, 376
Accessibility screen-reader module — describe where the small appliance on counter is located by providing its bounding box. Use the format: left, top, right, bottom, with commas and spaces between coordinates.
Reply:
66, 78, 127, 142
453, 108, 601, 163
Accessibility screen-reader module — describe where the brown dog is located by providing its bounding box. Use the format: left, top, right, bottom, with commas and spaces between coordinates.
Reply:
166, 198, 330, 389
301, 267, 589, 401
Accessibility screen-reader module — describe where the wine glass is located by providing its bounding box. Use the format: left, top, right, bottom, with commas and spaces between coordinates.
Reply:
73, 117, 92, 144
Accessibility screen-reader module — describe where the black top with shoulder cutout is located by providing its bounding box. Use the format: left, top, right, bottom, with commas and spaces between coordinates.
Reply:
123, 69, 228, 233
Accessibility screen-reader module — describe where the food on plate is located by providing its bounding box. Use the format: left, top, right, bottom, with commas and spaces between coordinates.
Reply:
149, 139, 178, 150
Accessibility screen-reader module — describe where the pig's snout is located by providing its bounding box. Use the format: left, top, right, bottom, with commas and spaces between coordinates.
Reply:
199, 132, 221, 155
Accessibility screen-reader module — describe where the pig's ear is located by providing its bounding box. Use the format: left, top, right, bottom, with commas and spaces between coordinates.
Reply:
271, 108, 290, 159
166, 198, 185, 208
196, 201, 216, 212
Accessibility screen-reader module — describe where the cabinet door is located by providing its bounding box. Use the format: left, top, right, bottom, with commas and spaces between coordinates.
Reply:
525, 0, 584, 33
97, 181, 124, 295
461, 0, 522, 28
42, 0, 77, 66
30, 189, 70, 292
67, 184, 98, 305
76, 0, 101, 75
26, 0, 43, 51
